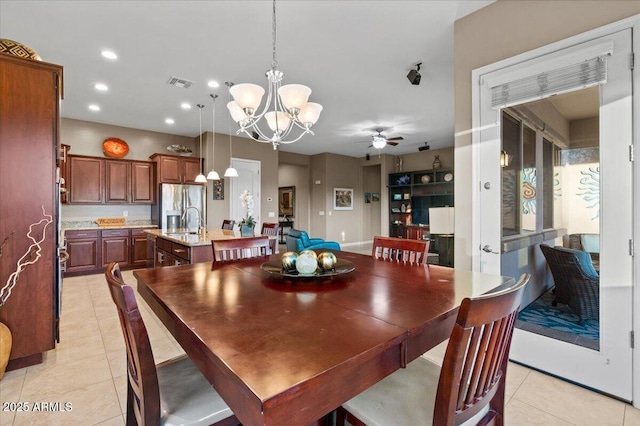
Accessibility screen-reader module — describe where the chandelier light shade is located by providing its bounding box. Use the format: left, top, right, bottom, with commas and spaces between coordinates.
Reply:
207, 94, 220, 180
226, 0, 322, 150
194, 104, 207, 183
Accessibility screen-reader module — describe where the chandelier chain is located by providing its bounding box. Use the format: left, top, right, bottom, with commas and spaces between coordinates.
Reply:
271, 0, 277, 69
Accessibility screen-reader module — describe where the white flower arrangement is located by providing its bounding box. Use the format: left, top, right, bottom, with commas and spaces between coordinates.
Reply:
239, 190, 255, 227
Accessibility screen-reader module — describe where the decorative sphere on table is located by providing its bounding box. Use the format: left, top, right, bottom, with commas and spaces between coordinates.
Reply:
281, 251, 298, 271
318, 252, 337, 271
299, 249, 317, 260
296, 253, 318, 275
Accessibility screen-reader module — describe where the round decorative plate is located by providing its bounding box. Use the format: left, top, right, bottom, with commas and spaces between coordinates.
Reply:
0, 39, 42, 61
444, 173, 454, 182
102, 137, 129, 158
261, 259, 355, 279
421, 175, 431, 183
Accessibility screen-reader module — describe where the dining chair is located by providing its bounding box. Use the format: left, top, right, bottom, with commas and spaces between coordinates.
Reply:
104, 263, 238, 426
540, 244, 599, 324
337, 273, 530, 426
260, 222, 280, 236
221, 219, 236, 230
371, 236, 430, 265
212, 236, 271, 263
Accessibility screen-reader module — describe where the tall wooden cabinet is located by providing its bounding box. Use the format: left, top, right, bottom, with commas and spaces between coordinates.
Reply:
149, 153, 202, 184
0, 53, 62, 369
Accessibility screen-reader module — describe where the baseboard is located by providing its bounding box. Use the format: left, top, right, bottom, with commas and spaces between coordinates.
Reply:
340, 240, 373, 247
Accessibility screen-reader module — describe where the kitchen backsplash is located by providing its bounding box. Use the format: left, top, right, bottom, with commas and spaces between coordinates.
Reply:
61, 204, 152, 227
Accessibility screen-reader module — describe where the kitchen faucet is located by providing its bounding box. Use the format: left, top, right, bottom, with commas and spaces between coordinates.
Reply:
182, 206, 205, 234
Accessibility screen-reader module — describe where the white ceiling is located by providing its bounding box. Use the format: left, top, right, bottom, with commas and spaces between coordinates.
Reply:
0, 0, 493, 157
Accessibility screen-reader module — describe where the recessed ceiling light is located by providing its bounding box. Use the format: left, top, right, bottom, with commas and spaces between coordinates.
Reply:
181, 103, 192, 109
165, 118, 175, 124
94, 83, 109, 91
101, 50, 117, 60
207, 80, 219, 88
89, 104, 100, 111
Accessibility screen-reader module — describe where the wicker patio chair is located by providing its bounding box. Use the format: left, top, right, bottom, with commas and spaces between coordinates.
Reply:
539, 244, 600, 324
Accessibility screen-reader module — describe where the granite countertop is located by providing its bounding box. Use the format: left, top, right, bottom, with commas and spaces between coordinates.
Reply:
145, 228, 277, 247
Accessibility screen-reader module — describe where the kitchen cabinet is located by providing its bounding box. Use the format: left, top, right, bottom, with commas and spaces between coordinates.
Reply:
105, 160, 129, 203
131, 228, 150, 267
69, 156, 104, 203
154, 235, 213, 267
65, 230, 100, 274
59, 143, 70, 204
131, 161, 154, 203
0, 54, 62, 370
63, 227, 154, 276
68, 155, 154, 204
150, 153, 202, 184
101, 229, 130, 267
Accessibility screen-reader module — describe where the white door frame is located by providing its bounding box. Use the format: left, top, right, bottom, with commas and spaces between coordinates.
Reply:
471, 16, 639, 403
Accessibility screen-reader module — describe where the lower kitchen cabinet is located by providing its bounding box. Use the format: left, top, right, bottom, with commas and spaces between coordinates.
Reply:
63, 227, 154, 277
65, 230, 100, 274
101, 229, 130, 267
154, 236, 212, 267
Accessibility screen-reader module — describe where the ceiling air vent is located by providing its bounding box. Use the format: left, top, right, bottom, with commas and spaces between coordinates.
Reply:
167, 76, 193, 89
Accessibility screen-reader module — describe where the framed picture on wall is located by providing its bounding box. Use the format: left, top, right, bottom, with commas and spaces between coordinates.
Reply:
365, 192, 372, 203
213, 180, 224, 200
372, 193, 380, 202
278, 186, 295, 217
334, 187, 354, 210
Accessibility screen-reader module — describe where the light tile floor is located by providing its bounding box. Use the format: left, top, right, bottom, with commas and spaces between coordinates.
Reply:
0, 250, 638, 425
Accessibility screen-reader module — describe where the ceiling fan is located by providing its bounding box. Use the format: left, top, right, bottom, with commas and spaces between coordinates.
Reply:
368, 128, 404, 149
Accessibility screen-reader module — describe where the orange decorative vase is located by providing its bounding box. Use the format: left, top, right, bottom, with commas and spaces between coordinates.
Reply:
0, 321, 11, 380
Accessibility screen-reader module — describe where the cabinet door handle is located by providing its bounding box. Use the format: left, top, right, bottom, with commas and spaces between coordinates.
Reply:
174, 249, 186, 253
75, 233, 87, 236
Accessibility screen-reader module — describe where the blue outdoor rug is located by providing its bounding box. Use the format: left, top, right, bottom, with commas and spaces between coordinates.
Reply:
516, 289, 599, 350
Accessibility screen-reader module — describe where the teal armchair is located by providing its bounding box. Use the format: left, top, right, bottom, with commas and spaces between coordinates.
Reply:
286, 229, 341, 252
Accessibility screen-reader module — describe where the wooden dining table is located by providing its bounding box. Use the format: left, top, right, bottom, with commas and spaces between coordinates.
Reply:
133, 251, 513, 426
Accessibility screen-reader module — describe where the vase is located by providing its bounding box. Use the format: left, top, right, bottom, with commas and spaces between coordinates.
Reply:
0, 322, 11, 380
240, 224, 254, 237
432, 155, 442, 170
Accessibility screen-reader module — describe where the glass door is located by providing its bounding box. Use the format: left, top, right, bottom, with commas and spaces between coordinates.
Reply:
475, 29, 633, 400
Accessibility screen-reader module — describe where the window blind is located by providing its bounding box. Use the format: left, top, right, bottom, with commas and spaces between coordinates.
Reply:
491, 56, 608, 109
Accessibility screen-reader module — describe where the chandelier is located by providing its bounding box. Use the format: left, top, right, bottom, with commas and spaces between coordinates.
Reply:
226, 0, 322, 150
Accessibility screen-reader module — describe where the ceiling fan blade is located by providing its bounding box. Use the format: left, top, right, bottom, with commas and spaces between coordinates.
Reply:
386, 136, 404, 141
387, 141, 400, 146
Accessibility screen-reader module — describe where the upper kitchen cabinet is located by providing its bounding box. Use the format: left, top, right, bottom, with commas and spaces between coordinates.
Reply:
67, 155, 154, 204
150, 153, 202, 184
69, 155, 104, 203
0, 53, 62, 369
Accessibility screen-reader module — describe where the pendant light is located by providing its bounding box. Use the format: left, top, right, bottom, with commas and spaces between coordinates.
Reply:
206, 94, 220, 180
194, 104, 207, 183
224, 82, 239, 178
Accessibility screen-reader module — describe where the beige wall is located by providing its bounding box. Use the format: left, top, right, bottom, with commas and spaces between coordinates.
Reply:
362, 164, 382, 241
454, 1, 640, 270
570, 117, 599, 148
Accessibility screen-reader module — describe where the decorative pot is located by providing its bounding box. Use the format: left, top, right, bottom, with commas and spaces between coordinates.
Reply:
240, 224, 254, 237
432, 155, 442, 170
0, 322, 12, 380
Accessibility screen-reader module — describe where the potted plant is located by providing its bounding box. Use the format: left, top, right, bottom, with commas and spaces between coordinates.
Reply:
238, 190, 255, 237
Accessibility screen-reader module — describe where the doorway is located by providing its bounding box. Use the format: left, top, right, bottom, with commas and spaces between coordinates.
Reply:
229, 158, 261, 231
473, 29, 633, 400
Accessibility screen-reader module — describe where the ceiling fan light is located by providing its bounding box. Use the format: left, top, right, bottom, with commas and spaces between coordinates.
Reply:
227, 101, 248, 123
229, 83, 265, 113
372, 136, 387, 149
265, 111, 291, 132
298, 102, 323, 126
194, 173, 207, 183
224, 166, 239, 178
207, 169, 220, 180
278, 84, 311, 111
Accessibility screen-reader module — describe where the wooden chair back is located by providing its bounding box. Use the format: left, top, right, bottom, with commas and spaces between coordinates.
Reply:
260, 222, 280, 236
105, 262, 160, 426
371, 236, 430, 265
221, 219, 235, 230
212, 236, 271, 263
434, 273, 530, 425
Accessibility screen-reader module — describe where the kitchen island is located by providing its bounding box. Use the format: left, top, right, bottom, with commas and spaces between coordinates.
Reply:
145, 228, 278, 267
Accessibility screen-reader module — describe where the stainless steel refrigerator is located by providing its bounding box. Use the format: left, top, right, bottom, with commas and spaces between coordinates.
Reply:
154, 183, 206, 231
